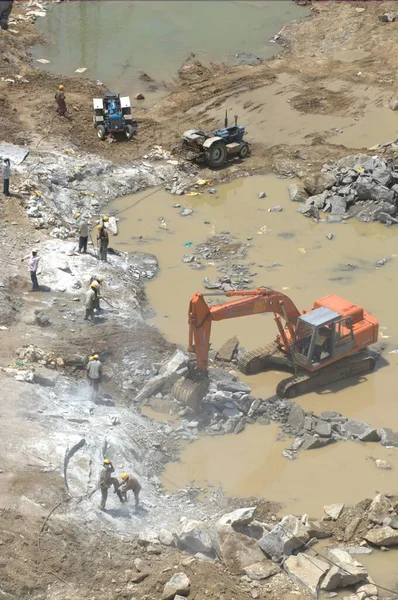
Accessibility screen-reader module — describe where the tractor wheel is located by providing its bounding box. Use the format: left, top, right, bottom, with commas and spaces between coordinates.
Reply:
97, 125, 106, 141
205, 142, 227, 168
239, 143, 250, 159
125, 124, 135, 140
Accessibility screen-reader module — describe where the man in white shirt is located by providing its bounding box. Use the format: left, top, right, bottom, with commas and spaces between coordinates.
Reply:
21, 249, 40, 291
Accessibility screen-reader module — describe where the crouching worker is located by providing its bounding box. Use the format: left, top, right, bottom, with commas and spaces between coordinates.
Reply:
119, 472, 141, 508
99, 458, 123, 510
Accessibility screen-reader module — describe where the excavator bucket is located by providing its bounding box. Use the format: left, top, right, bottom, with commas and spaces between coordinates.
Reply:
172, 378, 209, 410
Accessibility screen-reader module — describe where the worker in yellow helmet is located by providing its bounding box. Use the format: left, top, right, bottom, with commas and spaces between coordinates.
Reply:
55, 84, 67, 117
84, 280, 99, 323
98, 458, 123, 510
74, 212, 89, 254
89, 275, 104, 312
97, 222, 109, 263
119, 472, 142, 508
86, 353, 102, 403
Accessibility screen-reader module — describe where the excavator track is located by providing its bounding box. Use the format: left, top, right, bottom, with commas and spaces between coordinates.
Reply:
276, 351, 376, 399
238, 341, 291, 375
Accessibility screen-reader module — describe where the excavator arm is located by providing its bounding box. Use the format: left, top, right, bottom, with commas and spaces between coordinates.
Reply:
188, 288, 301, 373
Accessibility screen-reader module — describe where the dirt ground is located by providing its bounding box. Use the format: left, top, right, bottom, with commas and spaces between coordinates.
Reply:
1, 2, 398, 599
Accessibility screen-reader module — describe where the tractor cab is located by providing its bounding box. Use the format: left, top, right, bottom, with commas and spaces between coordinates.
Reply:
292, 307, 355, 370
214, 125, 245, 144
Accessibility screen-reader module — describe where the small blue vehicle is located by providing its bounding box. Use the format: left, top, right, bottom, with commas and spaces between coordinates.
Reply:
93, 92, 137, 141
181, 111, 250, 168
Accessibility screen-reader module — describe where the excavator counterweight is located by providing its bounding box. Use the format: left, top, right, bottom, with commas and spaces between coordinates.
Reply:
173, 288, 378, 406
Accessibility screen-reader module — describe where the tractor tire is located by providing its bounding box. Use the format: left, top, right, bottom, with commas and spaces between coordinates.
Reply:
125, 124, 135, 140
97, 125, 106, 141
239, 143, 250, 159
205, 141, 228, 168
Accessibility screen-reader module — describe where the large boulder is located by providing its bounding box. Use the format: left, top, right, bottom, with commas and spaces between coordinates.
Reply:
323, 503, 344, 520
284, 553, 329, 596
217, 507, 256, 527
380, 427, 398, 447
288, 183, 307, 203
306, 520, 332, 539
305, 191, 329, 209
287, 404, 305, 434
372, 166, 393, 187
330, 196, 347, 215
303, 172, 336, 195
243, 560, 279, 581
215, 522, 268, 574
368, 494, 391, 525
371, 185, 395, 203
364, 526, 398, 546
326, 548, 368, 586
341, 419, 380, 442
162, 573, 190, 599
175, 520, 213, 554
258, 515, 309, 561
217, 380, 251, 394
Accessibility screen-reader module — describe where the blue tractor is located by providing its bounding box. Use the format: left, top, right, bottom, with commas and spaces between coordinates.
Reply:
93, 92, 137, 141
181, 111, 250, 168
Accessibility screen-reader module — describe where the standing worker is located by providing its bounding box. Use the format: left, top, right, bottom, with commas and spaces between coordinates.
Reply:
21, 249, 40, 291
97, 223, 109, 263
89, 275, 104, 312
0, 0, 13, 30
2, 158, 10, 197
119, 473, 141, 509
98, 458, 123, 510
84, 280, 98, 322
55, 84, 67, 117
74, 213, 89, 254
86, 354, 102, 403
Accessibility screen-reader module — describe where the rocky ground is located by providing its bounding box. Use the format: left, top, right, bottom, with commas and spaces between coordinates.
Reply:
1, 1, 398, 600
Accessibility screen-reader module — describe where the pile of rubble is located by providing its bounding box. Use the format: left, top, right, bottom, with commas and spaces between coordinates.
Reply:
291, 154, 398, 225
144, 497, 398, 599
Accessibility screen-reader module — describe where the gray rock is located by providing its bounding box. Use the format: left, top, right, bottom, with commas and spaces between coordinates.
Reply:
307, 191, 329, 209
258, 515, 309, 561
304, 171, 336, 195
354, 200, 396, 223
268, 205, 283, 212
326, 548, 368, 586
368, 494, 391, 525
336, 155, 370, 170
301, 434, 334, 450
303, 416, 313, 431
159, 529, 175, 546
365, 526, 398, 546
180, 208, 193, 217
288, 183, 307, 203
204, 277, 221, 290
380, 427, 398, 447
356, 180, 375, 201
344, 516, 363, 541
323, 503, 344, 520
389, 99, 398, 110
287, 404, 305, 434
258, 191, 267, 199
372, 185, 395, 203
306, 520, 332, 539
218, 507, 256, 527
372, 167, 393, 187
341, 419, 380, 442
162, 572, 190, 599
224, 418, 237, 434
244, 561, 279, 580
217, 336, 239, 362
320, 411, 343, 421
314, 420, 332, 438
217, 380, 251, 394
234, 418, 246, 434
215, 522, 267, 574
326, 233, 334, 240
355, 581, 378, 600
375, 459, 392, 470
175, 520, 213, 554
331, 196, 347, 215
284, 553, 329, 596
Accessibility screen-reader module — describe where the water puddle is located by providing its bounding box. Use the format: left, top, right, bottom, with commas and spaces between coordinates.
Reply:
32, 0, 308, 105
189, 73, 398, 149
110, 174, 398, 554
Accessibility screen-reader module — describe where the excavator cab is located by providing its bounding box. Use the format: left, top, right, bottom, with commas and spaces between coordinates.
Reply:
292, 307, 355, 370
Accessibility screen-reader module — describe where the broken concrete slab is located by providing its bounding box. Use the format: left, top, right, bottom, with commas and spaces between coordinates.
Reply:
341, 419, 380, 442
323, 503, 344, 520
243, 560, 279, 581
368, 494, 392, 525
284, 553, 329, 596
217, 336, 239, 362
258, 515, 309, 561
364, 526, 398, 546
380, 427, 398, 447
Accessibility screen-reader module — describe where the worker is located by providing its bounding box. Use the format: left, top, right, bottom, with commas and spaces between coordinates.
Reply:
313, 326, 330, 361
55, 84, 67, 116
86, 354, 102, 403
98, 458, 123, 510
21, 249, 40, 291
2, 158, 10, 197
74, 212, 89, 254
97, 224, 109, 263
89, 275, 104, 311
119, 472, 141, 508
0, 0, 13, 30
84, 280, 98, 322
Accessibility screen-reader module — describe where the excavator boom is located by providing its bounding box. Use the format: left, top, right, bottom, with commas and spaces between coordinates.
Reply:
188, 288, 301, 372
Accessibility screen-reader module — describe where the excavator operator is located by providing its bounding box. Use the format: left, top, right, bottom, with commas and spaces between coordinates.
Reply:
313, 326, 331, 362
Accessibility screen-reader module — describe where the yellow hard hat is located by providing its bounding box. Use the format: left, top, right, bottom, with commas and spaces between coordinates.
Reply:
74, 212, 81, 219
93, 354, 99, 359
97, 224, 103, 231
58, 84, 64, 91
91, 281, 99, 288
103, 458, 111, 464
88, 355, 94, 361
121, 473, 129, 481
97, 276, 104, 283
103, 215, 109, 222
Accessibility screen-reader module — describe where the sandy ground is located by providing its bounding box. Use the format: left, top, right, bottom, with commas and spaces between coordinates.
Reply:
1, 2, 398, 599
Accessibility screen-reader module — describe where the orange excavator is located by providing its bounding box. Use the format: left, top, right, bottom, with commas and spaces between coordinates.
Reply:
172, 288, 379, 407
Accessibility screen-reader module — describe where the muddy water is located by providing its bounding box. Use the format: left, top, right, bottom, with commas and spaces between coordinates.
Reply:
189, 73, 398, 149
110, 174, 398, 524
32, 0, 307, 105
